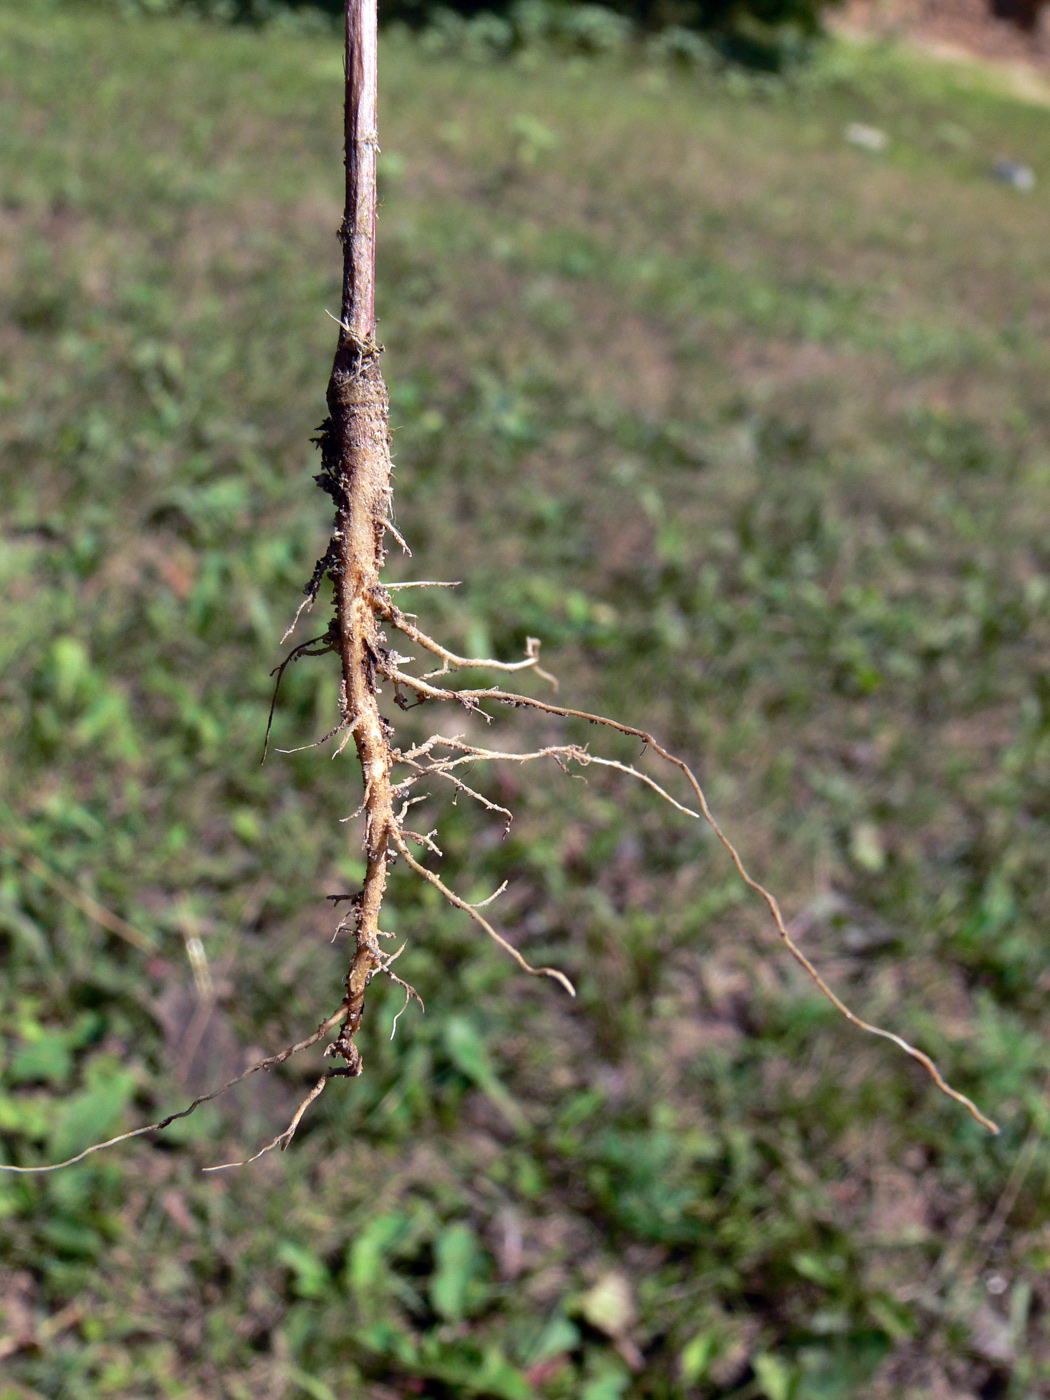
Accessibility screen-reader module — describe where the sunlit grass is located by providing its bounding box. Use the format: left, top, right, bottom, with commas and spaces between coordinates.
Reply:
2, 3, 1050, 1395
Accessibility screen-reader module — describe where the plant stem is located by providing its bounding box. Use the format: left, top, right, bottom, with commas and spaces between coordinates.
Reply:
341, 0, 378, 344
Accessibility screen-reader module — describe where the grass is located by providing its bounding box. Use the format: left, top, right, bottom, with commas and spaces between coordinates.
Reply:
3, 2, 1050, 1395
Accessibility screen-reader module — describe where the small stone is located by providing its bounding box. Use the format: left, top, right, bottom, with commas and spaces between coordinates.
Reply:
991, 159, 1036, 191
844, 123, 888, 153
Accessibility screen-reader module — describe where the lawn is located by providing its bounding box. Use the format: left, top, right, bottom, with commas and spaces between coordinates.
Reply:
3, 3, 1050, 1396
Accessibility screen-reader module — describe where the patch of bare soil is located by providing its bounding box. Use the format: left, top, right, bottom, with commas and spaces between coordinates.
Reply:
840, 0, 1050, 71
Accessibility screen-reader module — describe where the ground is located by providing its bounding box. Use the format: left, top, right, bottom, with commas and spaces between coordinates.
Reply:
2, 3, 1050, 1397
842, 0, 1050, 75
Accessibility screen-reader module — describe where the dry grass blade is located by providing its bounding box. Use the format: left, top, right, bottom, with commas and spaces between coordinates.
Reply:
0, 1302, 83, 1363
15, 850, 155, 954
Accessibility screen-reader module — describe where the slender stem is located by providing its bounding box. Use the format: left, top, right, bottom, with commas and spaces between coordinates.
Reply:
342, 0, 378, 344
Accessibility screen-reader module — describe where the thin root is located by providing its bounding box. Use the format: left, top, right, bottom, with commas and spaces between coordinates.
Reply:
385, 580, 461, 590
377, 596, 557, 687
421, 687, 1000, 1134
0, 1007, 350, 1174
262, 633, 334, 762
364, 627, 998, 1135
391, 829, 575, 998
204, 1070, 353, 1172
277, 718, 351, 755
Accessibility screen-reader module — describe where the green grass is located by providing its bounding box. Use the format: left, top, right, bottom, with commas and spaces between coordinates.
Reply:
3, 3, 1050, 1396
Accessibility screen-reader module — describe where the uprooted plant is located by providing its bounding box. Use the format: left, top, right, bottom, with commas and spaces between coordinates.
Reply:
2, 0, 997, 1177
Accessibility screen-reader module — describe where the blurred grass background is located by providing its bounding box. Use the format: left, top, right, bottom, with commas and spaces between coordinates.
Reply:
3, 2, 1050, 1395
